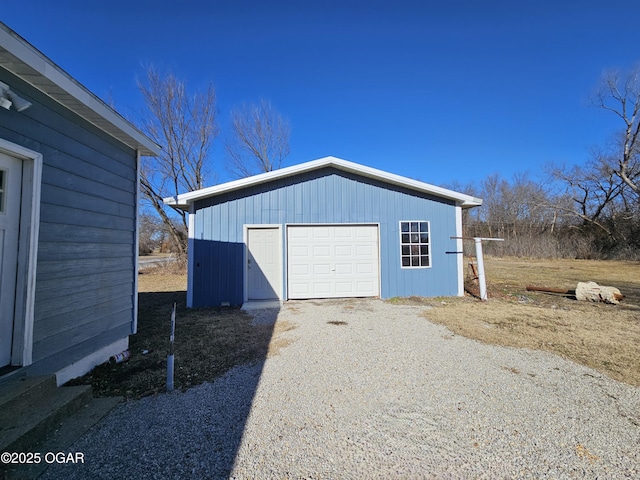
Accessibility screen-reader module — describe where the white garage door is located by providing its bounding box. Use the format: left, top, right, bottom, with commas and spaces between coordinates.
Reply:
287, 225, 379, 299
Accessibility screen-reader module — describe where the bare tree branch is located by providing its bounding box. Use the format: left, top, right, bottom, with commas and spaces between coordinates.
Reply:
225, 99, 290, 178
137, 66, 218, 255
595, 66, 640, 195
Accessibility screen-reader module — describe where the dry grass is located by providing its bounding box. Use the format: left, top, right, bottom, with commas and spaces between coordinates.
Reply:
421, 257, 640, 386
69, 264, 283, 398
71, 257, 639, 398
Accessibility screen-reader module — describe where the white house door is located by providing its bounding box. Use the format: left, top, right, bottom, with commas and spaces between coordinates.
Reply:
0, 152, 22, 367
287, 225, 380, 299
247, 227, 281, 300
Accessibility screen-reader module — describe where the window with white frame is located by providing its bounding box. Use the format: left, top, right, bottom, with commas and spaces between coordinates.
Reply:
400, 221, 430, 268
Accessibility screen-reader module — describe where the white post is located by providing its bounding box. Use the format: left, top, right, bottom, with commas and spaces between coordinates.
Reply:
450, 236, 503, 301
474, 237, 488, 301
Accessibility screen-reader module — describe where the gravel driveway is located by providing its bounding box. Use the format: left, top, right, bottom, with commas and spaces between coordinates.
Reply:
43, 299, 639, 479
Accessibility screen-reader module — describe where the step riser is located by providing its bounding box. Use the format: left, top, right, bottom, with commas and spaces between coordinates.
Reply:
0, 376, 58, 413
3, 397, 122, 480
4, 386, 93, 454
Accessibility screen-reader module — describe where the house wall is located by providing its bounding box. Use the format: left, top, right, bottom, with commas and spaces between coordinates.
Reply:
0, 68, 137, 376
190, 167, 461, 307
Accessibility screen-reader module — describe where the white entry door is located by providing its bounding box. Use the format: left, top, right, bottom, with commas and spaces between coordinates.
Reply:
247, 227, 282, 300
287, 225, 379, 299
0, 152, 22, 367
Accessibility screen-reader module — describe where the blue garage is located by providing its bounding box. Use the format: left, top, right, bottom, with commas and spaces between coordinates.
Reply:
165, 157, 482, 308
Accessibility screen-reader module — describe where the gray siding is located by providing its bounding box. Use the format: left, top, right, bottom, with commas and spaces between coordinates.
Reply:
191, 167, 460, 307
0, 69, 136, 373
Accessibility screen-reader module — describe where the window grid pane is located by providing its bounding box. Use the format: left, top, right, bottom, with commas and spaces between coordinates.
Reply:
400, 221, 430, 268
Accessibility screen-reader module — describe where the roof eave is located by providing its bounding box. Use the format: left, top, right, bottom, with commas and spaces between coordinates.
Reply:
0, 22, 161, 156
164, 156, 483, 210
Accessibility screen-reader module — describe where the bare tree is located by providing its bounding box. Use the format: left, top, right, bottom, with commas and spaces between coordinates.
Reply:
225, 99, 290, 178
549, 152, 628, 237
137, 66, 218, 255
595, 67, 640, 196
549, 67, 640, 240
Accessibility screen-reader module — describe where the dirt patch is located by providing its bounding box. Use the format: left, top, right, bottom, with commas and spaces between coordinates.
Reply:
421, 257, 640, 386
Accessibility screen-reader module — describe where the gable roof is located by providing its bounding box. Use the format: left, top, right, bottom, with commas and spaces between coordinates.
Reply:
164, 156, 483, 210
0, 22, 160, 156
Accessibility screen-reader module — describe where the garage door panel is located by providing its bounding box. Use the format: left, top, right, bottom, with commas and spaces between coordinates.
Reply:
313, 245, 331, 256
313, 227, 331, 238
356, 245, 375, 256
290, 245, 309, 257
356, 263, 375, 274
314, 282, 332, 294
334, 228, 353, 239
290, 264, 309, 275
356, 281, 376, 294
335, 282, 354, 294
313, 264, 331, 275
335, 264, 353, 275
287, 225, 379, 299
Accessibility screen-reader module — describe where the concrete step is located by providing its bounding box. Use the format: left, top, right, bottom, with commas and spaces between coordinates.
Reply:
0, 378, 93, 455
0, 376, 57, 415
2, 396, 122, 480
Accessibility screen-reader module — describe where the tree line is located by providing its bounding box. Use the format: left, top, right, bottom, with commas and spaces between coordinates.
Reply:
457, 67, 640, 260
137, 65, 640, 260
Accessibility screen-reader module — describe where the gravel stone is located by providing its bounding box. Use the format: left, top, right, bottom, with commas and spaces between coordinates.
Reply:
42, 299, 640, 479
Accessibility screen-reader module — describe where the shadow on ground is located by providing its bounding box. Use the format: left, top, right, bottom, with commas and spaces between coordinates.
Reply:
56, 291, 279, 478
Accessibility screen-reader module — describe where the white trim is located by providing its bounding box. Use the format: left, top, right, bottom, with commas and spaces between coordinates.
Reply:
0, 23, 160, 156
399, 220, 432, 269
132, 150, 141, 334
55, 337, 128, 386
165, 157, 483, 210
243, 224, 283, 303
0, 139, 41, 367
455, 206, 464, 296
187, 203, 195, 308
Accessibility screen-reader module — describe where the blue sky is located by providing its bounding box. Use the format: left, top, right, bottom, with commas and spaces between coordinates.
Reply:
3, 0, 639, 189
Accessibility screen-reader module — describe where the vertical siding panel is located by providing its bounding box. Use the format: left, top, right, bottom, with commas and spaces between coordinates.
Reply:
306, 176, 315, 222
236, 195, 246, 231
324, 175, 333, 223
350, 179, 359, 223
242, 194, 252, 225
262, 188, 269, 224
274, 183, 283, 224
381, 187, 395, 298
317, 176, 326, 224
230, 200, 241, 303
337, 175, 346, 223
210, 204, 222, 305
294, 181, 302, 222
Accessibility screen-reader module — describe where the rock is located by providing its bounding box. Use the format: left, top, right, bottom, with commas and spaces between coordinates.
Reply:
575, 281, 622, 304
